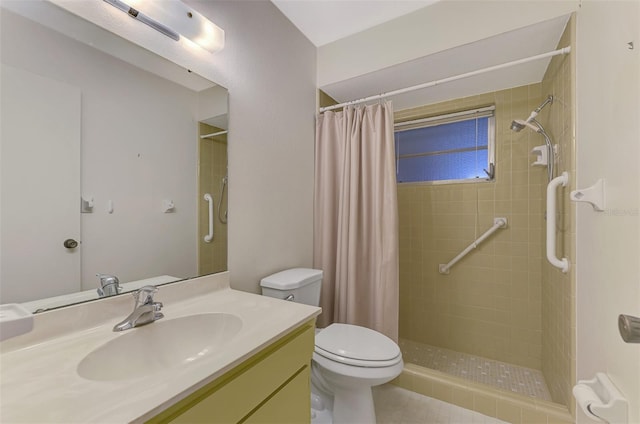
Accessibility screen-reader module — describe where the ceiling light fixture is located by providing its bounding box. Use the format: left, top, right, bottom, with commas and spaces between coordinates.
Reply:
103, 0, 179, 41
103, 0, 225, 53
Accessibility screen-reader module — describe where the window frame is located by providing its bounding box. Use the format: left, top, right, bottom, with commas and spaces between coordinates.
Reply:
394, 105, 496, 185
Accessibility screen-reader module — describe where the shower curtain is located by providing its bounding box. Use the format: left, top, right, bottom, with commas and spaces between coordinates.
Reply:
313, 101, 399, 341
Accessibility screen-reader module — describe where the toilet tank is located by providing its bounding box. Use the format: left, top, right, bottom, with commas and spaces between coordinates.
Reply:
260, 268, 323, 306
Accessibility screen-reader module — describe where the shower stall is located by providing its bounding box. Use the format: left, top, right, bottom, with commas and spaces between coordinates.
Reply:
198, 122, 228, 275
395, 18, 575, 422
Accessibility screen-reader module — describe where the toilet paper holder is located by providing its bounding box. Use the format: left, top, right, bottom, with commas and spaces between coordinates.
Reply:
573, 372, 628, 424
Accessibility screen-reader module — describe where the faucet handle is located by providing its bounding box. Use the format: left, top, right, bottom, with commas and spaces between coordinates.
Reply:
97, 273, 119, 285
96, 273, 122, 297
133, 285, 159, 306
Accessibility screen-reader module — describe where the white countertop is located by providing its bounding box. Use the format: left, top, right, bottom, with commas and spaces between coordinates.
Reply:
0, 272, 321, 423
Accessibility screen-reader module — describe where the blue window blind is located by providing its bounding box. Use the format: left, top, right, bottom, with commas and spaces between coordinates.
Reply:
395, 110, 494, 183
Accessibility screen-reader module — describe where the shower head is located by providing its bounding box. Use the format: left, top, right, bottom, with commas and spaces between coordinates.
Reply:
510, 95, 554, 133
510, 116, 555, 182
509, 95, 556, 182
510, 119, 541, 133
510, 120, 526, 132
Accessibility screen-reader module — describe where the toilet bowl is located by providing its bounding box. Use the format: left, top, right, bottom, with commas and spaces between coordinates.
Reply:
260, 268, 404, 424
312, 323, 403, 423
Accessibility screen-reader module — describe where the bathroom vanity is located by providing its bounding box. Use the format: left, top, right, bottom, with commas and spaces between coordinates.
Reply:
149, 320, 314, 423
0, 272, 320, 423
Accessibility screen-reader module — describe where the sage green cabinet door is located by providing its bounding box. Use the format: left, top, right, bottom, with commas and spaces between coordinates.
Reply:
148, 323, 315, 424
244, 367, 311, 424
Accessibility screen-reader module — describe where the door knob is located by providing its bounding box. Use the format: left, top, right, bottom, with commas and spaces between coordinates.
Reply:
63, 238, 78, 249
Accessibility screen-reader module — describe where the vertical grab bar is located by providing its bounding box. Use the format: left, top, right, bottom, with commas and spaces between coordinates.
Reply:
546, 172, 570, 272
204, 193, 213, 243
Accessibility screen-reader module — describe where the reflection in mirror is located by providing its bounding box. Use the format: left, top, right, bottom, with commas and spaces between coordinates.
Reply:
198, 123, 228, 275
0, 3, 228, 312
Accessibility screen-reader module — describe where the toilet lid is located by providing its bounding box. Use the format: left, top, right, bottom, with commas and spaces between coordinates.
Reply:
314, 323, 400, 363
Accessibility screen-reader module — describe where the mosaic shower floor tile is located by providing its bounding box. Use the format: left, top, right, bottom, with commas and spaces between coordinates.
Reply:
399, 339, 552, 401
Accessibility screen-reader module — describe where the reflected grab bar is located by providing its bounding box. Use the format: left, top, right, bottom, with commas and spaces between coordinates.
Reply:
439, 217, 507, 274
546, 172, 570, 272
204, 193, 213, 243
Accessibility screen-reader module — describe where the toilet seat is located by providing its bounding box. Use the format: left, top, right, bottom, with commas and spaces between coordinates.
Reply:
314, 346, 401, 368
314, 323, 401, 368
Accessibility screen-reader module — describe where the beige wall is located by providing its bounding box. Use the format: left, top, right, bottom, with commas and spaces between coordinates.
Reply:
397, 83, 547, 370
186, 1, 317, 293
198, 123, 228, 275
540, 16, 576, 409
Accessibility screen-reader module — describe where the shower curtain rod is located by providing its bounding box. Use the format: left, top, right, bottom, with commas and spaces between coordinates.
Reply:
319, 46, 571, 113
200, 130, 228, 139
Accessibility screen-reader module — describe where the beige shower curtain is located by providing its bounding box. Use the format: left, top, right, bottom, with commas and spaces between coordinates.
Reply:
314, 101, 399, 341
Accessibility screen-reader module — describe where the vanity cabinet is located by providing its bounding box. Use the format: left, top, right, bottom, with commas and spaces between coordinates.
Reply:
147, 320, 314, 424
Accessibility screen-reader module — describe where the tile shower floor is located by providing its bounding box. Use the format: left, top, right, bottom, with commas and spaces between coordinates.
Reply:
373, 384, 508, 424
399, 339, 552, 401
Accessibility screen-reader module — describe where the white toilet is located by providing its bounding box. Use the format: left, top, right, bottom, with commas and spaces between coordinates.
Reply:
261, 268, 403, 424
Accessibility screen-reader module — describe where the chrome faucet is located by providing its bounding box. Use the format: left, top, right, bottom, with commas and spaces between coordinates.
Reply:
113, 285, 164, 332
96, 273, 122, 297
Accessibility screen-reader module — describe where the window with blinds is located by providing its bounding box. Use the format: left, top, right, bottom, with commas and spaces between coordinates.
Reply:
394, 106, 495, 184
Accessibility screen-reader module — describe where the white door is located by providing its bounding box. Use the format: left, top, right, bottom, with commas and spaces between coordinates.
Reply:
576, 1, 640, 422
0, 64, 81, 303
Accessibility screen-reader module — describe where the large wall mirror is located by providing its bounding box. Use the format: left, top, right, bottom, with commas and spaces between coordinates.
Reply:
0, 2, 228, 312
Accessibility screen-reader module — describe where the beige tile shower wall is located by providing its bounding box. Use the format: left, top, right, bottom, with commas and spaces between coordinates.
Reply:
198, 123, 228, 275
540, 15, 576, 410
397, 84, 547, 370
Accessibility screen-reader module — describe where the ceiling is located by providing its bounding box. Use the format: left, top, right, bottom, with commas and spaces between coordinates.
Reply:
271, 1, 570, 111
321, 15, 571, 110
271, 0, 439, 47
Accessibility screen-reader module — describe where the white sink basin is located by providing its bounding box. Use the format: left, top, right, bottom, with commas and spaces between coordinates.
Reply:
77, 313, 242, 381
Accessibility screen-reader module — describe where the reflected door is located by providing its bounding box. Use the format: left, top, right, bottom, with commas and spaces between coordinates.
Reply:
1, 64, 81, 303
